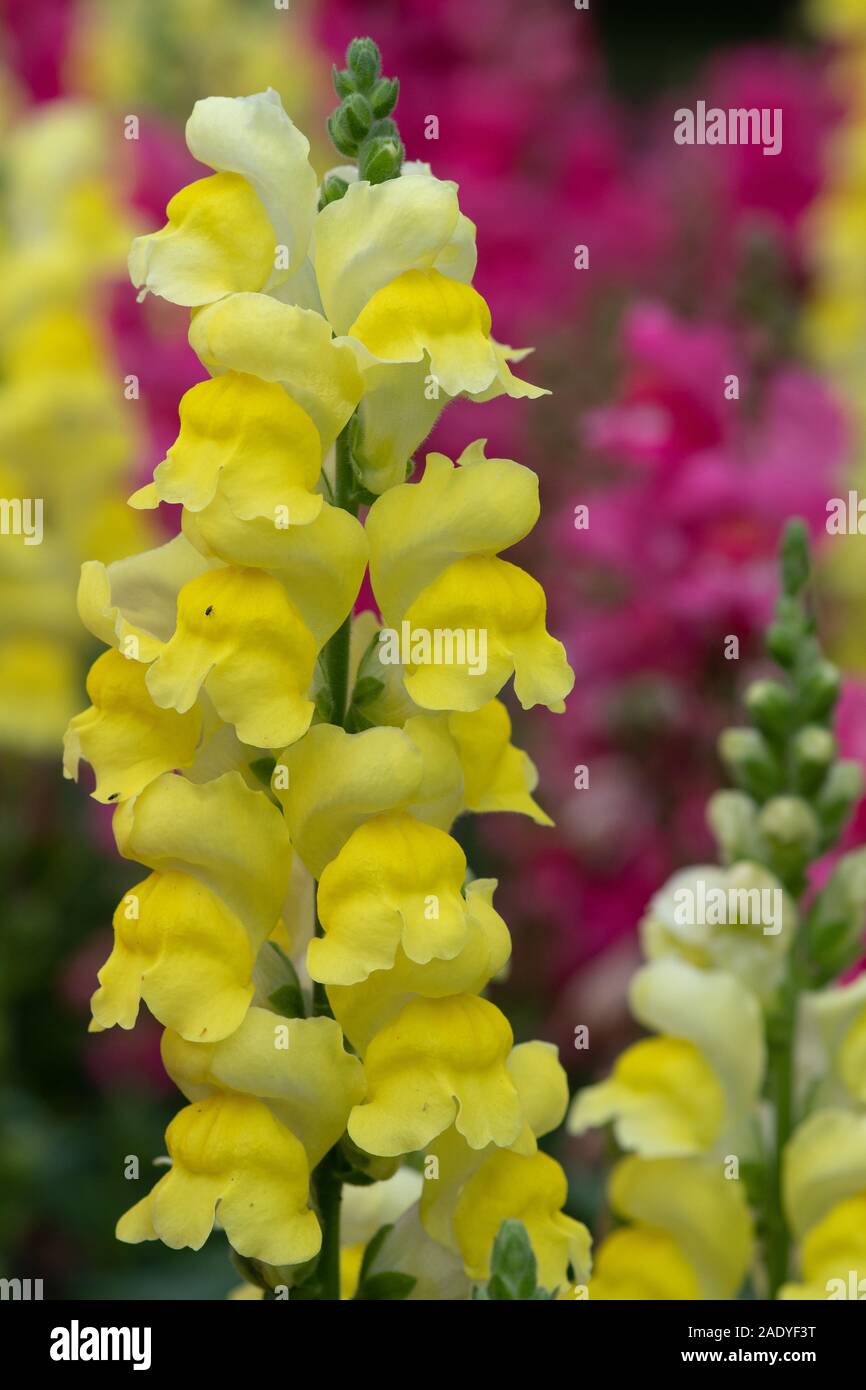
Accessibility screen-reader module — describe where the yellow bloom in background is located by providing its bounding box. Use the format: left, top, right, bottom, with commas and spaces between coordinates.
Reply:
589, 1157, 754, 1301
570, 960, 765, 1158
0, 102, 150, 754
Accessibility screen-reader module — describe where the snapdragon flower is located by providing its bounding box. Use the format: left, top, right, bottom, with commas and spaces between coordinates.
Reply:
64, 36, 584, 1301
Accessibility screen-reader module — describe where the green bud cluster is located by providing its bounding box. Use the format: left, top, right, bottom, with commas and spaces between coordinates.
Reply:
715, 519, 862, 898
323, 36, 404, 202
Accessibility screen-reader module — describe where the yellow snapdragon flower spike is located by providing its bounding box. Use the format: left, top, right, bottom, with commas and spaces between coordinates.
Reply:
0, 102, 147, 753
117, 1094, 321, 1265
66, 43, 578, 1295
348, 994, 522, 1155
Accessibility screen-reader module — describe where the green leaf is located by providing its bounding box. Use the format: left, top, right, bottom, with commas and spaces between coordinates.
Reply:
357, 1223, 393, 1287
476, 1219, 542, 1300
265, 944, 306, 1019
355, 1271, 416, 1301
351, 675, 384, 706
249, 756, 276, 789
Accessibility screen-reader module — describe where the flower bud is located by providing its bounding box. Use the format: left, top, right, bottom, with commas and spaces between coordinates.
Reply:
706, 790, 764, 865
332, 64, 355, 100
744, 679, 795, 739
718, 727, 783, 801
814, 759, 864, 848
358, 135, 404, 183
757, 795, 820, 886
798, 660, 841, 722
369, 76, 400, 119
791, 725, 836, 797
327, 107, 359, 158
319, 174, 349, 208
342, 92, 374, 142
780, 517, 810, 597
347, 36, 382, 91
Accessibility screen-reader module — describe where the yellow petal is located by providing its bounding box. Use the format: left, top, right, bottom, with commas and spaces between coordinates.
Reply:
278, 723, 424, 879
796, 1191, 866, 1296
419, 1039, 568, 1249
588, 1227, 701, 1300
348, 994, 521, 1155
328, 877, 511, 1052
146, 567, 316, 748
447, 701, 552, 824
181, 501, 366, 647
347, 269, 543, 398
91, 871, 261, 1041
78, 534, 218, 662
63, 648, 201, 803
113, 770, 291, 941
310, 812, 471, 985
315, 174, 464, 334
185, 89, 317, 278
401, 555, 573, 712
783, 1109, 866, 1238
132, 372, 322, 526
629, 959, 765, 1133
608, 1155, 753, 1300
453, 1150, 591, 1289
367, 444, 540, 621
129, 173, 277, 306
162, 1009, 365, 1166
116, 1093, 320, 1265
189, 294, 364, 452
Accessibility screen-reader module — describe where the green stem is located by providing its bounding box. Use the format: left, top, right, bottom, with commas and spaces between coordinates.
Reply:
313, 1147, 343, 1301
308, 423, 359, 1298
321, 426, 357, 729
764, 970, 797, 1296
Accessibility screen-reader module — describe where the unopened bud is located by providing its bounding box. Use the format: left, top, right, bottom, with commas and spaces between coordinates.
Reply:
358, 135, 404, 183
327, 107, 359, 158
346, 37, 382, 91
745, 679, 795, 739
342, 92, 374, 142
798, 660, 841, 722
815, 759, 864, 848
758, 795, 820, 884
792, 725, 836, 796
718, 727, 783, 802
369, 76, 399, 119
707, 790, 765, 865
